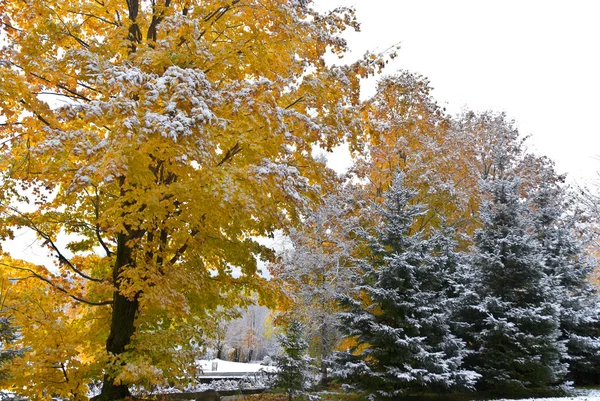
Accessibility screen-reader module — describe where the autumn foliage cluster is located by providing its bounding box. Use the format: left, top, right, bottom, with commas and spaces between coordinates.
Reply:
0, 1, 598, 400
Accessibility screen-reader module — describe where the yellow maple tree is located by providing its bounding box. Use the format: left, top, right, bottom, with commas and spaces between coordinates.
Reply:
354, 76, 548, 239
353, 72, 474, 232
0, 1, 381, 399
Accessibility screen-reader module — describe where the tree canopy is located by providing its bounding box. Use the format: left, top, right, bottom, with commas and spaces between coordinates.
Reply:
0, 0, 383, 399
0, 1, 599, 400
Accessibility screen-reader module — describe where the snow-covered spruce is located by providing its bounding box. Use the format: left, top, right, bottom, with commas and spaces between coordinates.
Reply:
529, 168, 600, 385
275, 321, 315, 401
458, 170, 568, 392
0, 316, 22, 380
336, 173, 478, 400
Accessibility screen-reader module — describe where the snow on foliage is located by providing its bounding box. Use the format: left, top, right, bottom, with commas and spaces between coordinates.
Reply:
272, 186, 361, 385
275, 321, 316, 401
457, 158, 568, 391
336, 173, 478, 400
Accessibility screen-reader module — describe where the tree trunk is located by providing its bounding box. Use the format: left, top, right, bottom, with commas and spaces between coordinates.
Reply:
97, 232, 140, 401
319, 318, 329, 387
320, 363, 328, 387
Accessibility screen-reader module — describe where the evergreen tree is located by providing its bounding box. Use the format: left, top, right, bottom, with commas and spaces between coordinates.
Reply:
530, 169, 600, 385
336, 173, 478, 400
466, 173, 567, 392
0, 275, 22, 383
561, 296, 600, 385
275, 321, 313, 401
0, 316, 20, 381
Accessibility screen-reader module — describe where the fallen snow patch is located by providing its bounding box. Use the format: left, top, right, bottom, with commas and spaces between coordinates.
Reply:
488, 389, 600, 401
197, 359, 277, 373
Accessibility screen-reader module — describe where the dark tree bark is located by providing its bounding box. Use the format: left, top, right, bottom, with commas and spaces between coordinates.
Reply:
97, 231, 142, 400
319, 322, 329, 386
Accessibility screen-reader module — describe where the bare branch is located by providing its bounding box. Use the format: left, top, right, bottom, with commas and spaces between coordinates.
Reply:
0, 262, 113, 306
92, 187, 113, 257
216, 142, 242, 166
169, 228, 200, 265
284, 96, 305, 110
147, 0, 172, 42
59, 362, 69, 383
18, 99, 52, 127
43, 3, 90, 49
0, 20, 23, 32
3, 205, 104, 282
8, 61, 93, 102
126, 0, 142, 48
65, 9, 119, 27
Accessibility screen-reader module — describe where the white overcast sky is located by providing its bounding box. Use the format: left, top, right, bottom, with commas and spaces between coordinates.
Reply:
316, 0, 600, 185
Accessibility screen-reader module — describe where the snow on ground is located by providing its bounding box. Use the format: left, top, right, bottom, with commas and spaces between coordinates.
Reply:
133, 359, 276, 396
488, 389, 600, 401
197, 359, 276, 373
